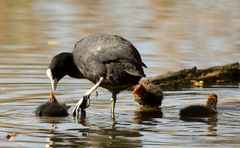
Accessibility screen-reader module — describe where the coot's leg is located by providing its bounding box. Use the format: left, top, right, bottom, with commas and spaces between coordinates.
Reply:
72, 77, 104, 116
111, 93, 117, 119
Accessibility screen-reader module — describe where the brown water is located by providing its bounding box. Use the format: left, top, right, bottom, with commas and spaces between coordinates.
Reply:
0, 0, 240, 147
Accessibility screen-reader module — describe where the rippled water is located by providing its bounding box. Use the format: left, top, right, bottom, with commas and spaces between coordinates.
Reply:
0, 0, 240, 147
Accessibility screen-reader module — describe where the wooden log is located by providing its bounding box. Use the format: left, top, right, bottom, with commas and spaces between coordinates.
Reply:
141, 62, 239, 90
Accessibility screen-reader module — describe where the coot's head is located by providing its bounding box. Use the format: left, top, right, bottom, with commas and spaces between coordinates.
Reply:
46, 52, 73, 91
133, 83, 147, 102
207, 93, 218, 111
46, 52, 77, 92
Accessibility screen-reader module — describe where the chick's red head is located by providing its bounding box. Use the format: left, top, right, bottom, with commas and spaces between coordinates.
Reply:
133, 83, 147, 101
207, 93, 218, 110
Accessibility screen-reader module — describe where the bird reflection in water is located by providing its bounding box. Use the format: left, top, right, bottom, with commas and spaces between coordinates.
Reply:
134, 107, 163, 124
46, 123, 57, 147
179, 93, 219, 135
180, 115, 218, 136
44, 116, 142, 148
44, 119, 88, 147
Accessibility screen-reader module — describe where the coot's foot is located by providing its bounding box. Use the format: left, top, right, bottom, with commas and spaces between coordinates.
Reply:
72, 96, 90, 116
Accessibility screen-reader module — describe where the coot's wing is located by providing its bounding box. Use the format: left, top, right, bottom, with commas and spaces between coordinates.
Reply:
73, 34, 146, 77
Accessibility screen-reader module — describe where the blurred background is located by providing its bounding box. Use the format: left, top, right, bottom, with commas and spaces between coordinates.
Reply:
0, 0, 239, 76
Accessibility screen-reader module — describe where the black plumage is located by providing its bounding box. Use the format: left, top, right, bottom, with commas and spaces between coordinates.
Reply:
72, 34, 146, 93
35, 91, 70, 117
133, 83, 163, 107
35, 101, 70, 117
180, 105, 217, 117
179, 93, 218, 117
47, 34, 146, 118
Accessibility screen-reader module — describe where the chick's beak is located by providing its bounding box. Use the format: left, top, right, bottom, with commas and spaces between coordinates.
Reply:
48, 90, 57, 103
46, 69, 58, 92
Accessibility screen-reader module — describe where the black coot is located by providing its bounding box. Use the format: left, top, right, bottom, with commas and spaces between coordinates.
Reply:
46, 34, 146, 119
133, 82, 163, 107
180, 93, 218, 117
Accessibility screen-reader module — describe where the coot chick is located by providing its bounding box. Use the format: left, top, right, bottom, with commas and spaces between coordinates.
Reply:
133, 82, 163, 107
35, 91, 70, 117
180, 93, 218, 117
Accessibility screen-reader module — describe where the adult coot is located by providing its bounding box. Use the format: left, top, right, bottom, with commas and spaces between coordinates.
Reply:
46, 34, 146, 118
180, 93, 218, 117
133, 82, 163, 107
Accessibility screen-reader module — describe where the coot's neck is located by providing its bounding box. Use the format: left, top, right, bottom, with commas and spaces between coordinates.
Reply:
67, 53, 84, 79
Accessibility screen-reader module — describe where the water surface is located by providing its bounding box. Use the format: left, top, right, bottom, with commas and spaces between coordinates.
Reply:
0, 0, 240, 147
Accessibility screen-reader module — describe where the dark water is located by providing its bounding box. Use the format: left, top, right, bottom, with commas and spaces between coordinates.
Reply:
0, 0, 240, 147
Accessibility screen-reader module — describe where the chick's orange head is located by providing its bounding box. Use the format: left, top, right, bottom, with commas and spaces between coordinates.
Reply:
208, 93, 218, 103
207, 93, 218, 110
133, 83, 147, 99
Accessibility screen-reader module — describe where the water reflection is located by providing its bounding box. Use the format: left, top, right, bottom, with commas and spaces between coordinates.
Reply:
44, 119, 143, 148
44, 122, 85, 147
74, 113, 90, 127
1, 0, 240, 147
134, 107, 163, 124
180, 115, 218, 136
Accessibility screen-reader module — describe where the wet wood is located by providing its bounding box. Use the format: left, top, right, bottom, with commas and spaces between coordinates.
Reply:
141, 62, 239, 90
